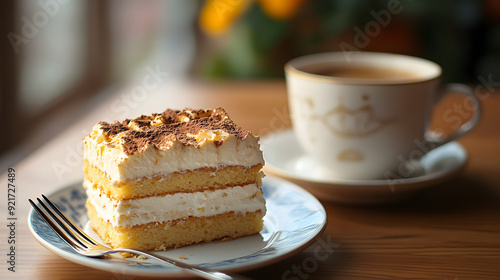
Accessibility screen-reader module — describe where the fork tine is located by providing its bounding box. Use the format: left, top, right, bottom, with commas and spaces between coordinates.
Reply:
41, 194, 98, 246
35, 197, 91, 250
29, 199, 87, 251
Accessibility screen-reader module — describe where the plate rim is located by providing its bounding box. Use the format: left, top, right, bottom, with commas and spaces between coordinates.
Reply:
28, 176, 327, 277
261, 129, 468, 189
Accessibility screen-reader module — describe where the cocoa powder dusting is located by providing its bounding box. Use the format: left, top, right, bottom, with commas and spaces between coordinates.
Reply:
99, 108, 250, 155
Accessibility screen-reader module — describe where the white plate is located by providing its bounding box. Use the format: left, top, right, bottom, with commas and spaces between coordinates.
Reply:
261, 129, 468, 204
28, 176, 327, 278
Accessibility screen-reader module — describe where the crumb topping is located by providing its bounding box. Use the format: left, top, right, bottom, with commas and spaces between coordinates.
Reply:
90, 108, 250, 155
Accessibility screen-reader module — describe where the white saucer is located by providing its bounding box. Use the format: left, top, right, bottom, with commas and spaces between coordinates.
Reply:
28, 176, 326, 277
261, 129, 468, 204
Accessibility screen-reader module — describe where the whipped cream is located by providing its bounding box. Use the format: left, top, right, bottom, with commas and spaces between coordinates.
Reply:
83, 132, 264, 183
84, 181, 266, 228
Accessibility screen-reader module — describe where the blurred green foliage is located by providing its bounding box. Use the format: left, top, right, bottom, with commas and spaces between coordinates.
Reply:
201, 0, 500, 84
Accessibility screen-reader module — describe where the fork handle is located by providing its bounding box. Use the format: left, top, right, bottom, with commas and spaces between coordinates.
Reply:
114, 248, 252, 280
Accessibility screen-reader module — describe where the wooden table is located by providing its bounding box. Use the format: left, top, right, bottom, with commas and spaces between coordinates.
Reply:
1, 80, 499, 279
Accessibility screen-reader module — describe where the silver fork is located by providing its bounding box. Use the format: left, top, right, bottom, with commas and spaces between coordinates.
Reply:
29, 195, 252, 280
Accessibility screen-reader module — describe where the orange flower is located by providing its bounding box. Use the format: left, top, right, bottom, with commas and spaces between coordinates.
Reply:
199, 0, 306, 36
199, 0, 249, 36
257, 0, 306, 20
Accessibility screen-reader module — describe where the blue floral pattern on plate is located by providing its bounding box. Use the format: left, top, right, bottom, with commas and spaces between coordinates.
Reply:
28, 176, 327, 277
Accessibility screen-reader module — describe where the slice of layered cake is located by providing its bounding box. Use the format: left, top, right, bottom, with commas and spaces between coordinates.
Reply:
82, 108, 266, 250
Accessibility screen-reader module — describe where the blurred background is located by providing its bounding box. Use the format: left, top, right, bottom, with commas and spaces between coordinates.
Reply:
1, 0, 499, 162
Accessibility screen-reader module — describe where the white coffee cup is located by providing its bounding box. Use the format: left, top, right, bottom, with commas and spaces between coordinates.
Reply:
285, 52, 481, 180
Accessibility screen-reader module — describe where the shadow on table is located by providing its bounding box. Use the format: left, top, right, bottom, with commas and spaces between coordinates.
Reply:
368, 175, 500, 215
245, 246, 350, 280
322, 174, 500, 229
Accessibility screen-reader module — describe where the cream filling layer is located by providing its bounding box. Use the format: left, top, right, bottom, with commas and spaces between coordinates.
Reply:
83, 133, 264, 183
84, 181, 266, 228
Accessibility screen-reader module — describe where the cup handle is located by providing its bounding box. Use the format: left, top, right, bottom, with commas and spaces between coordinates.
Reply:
424, 83, 481, 148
